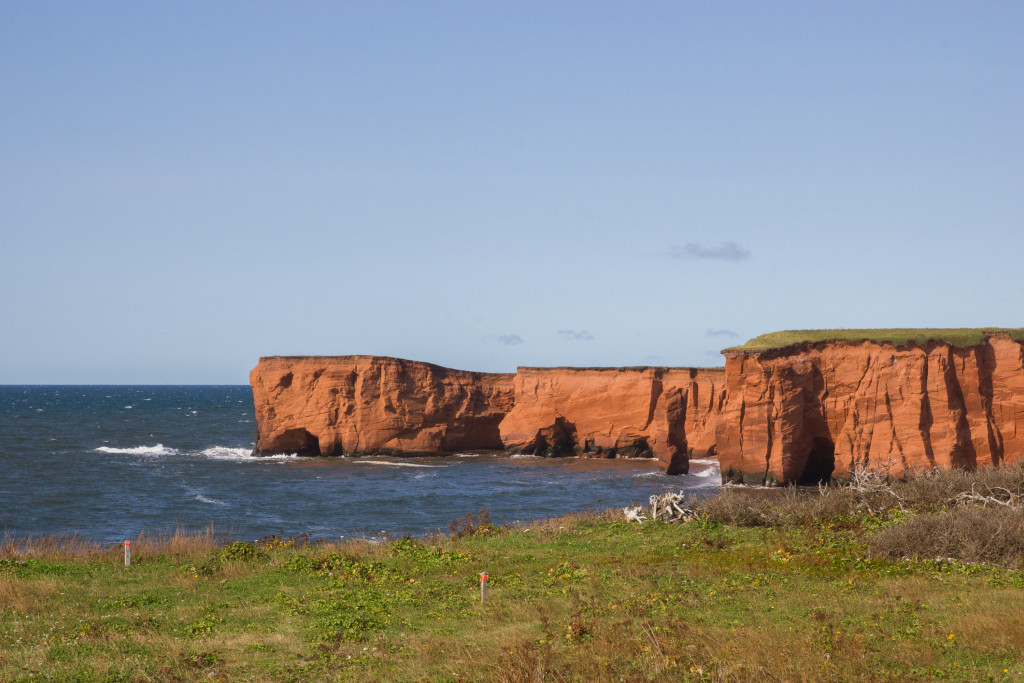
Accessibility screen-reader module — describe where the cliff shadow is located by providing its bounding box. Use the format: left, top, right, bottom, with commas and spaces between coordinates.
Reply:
798, 436, 835, 485
273, 428, 322, 456
533, 417, 578, 457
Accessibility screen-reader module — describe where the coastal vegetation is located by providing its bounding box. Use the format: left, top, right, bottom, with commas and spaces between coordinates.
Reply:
4, 466, 1024, 681
729, 328, 1024, 353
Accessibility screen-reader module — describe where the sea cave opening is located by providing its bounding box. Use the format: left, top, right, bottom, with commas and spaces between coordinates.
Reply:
277, 428, 321, 456
798, 436, 835, 485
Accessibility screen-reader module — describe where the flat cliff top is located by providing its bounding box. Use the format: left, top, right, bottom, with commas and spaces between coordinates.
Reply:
256, 356, 725, 374
727, 328, 1024, 353
256, 355, 515, 376
516, 365, 725, 373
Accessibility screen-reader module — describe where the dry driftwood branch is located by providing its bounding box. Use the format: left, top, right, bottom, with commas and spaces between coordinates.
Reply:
953, 485, 1021, 509
623, 491, 697, 523
623, 506, 647, 523
649, 492, 698, 523
843, 457, 907, 515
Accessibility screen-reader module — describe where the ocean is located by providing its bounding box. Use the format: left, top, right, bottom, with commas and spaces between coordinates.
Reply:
0, 385, 720, 541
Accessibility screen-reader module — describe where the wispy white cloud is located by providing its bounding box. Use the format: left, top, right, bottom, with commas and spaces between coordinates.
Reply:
705, 329, 739, 338
669, 241, 750, 261
498, 334, 524, 346
558, 329, 594, 341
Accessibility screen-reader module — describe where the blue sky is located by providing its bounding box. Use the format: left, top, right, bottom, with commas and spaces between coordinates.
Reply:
2, 1, 1022, 383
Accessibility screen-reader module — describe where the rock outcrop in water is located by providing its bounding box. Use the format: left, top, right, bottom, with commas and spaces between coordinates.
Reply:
251, 357, 725, 474
252, 332, 1024, 483
716, 333, 1024, 485
250, 356, 515, 456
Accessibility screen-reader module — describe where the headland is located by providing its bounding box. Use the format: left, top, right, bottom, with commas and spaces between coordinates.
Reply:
251, 329, 1024, 484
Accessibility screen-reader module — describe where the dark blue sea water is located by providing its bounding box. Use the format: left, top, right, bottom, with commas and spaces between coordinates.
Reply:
0, 386, 720, 541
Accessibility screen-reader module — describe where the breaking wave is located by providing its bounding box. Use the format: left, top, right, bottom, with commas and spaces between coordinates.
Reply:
199, 446, 297, 461
95, 444, 178, 456
691, 466, 720, 479
199, 446, 254, 459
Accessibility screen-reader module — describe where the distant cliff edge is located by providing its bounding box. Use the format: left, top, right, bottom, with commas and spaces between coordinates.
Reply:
250, 356, 724, 475
250, 330, 1024, 483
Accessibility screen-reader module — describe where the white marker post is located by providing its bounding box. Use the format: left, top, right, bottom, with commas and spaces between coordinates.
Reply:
480, 571, 488, 602
124, 540, 131, 567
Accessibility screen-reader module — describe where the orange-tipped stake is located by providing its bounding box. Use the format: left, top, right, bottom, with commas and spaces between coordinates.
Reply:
124, 540, 131, 567
480, 571, 488, 602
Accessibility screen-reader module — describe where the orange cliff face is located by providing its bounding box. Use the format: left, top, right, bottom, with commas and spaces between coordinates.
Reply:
250, 357, 726, 474
498, 367, 725, 474
250, 356, 515, 456
716, 334, 1024, 485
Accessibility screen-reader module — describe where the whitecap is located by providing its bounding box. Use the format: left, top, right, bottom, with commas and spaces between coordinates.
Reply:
195, 494, 227, 506
95, 444, 179, 456
124, 406, 133, 409
455, 453, 481, 458
356, 461, 449, 469
509, 453, 540, 459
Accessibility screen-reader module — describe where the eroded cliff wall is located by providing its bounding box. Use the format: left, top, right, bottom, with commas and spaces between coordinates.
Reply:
499, 367, 725, 474
251, 357, 725, 474
251, 356, 515, 456
716, 334, 1024, 485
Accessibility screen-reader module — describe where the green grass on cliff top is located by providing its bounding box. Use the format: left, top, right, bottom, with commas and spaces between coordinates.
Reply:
729, 328, 1024, 353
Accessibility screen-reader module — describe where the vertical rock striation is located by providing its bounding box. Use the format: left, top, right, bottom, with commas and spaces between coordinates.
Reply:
716, 334, 1024, 485
498, 367, 725, 474
250, 356, 515, 456
250, 357, 725, 474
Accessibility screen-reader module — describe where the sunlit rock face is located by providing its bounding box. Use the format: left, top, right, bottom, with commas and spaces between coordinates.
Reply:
250, 356, 515, 456
716, 335, 1024, 486
498, 366, 725, 475
250, 357, 726, 475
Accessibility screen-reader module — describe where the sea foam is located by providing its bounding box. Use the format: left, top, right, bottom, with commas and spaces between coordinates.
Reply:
199, 446, 296, 461
95, 444, 178, 456
356, 461, 450, 469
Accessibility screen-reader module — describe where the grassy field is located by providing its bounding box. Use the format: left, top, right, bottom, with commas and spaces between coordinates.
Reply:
728, 328, 1024, 353
4, 470, 1024, 681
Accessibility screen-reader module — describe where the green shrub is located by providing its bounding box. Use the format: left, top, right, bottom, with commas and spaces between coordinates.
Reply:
221, 541, 265, 562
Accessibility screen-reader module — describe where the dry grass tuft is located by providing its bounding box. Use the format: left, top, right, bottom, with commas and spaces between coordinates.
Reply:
0, 532, 109, 562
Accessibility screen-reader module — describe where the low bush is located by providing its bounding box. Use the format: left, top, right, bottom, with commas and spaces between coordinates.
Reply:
691, 462, 1024, 530
867, 506, 1024, 567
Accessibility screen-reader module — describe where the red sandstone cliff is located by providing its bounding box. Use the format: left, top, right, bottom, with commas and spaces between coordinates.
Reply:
250, 356, 515, 455
716, 334, 1024, 485
498, 367, 725, 474
250, 357, 725, 474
